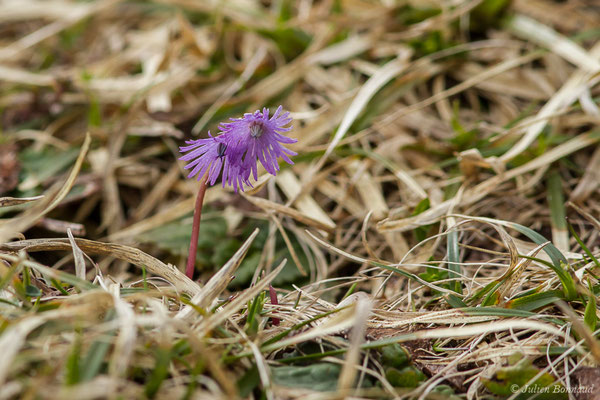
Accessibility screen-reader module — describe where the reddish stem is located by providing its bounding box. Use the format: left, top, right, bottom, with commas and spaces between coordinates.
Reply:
268, 285, 280, 326
185, 174, 209, 279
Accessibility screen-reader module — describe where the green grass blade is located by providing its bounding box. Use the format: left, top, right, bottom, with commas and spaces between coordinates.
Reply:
506, 222, 576, 300
64, 335, 82, 385
446, 294, 467, 308
459, 307, 536, 318
145, 347, 171, 398
447, 229, 462, 295
584, 281, 597, 331
505, 290, 566, 312
568, 222, 600, 269
79, 310, 116, 382
547, 171, 568, 249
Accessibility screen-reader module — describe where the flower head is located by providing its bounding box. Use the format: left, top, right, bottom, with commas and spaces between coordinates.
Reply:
179, 106, 296, 192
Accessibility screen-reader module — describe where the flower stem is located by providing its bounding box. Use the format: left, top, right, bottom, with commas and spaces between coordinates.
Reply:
186, 174, 208, 279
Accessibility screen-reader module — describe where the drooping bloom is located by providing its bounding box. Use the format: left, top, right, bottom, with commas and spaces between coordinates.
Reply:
179, 132, 228, 186
179, 106, 296, 192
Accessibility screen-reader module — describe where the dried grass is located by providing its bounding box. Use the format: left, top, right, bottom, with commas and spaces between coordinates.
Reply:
1, 0, 599, 399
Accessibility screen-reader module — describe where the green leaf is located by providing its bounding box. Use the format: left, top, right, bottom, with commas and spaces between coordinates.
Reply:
272, 363, 341, 392
64, 335, 82, 385
568, 222, 600, 269
450, 102, 479, 150
584, 281, 597, 332
470, 0, 512, 32
397, 5, 441, 25
380, 343, 410, 369
446, 229, 462, 295
245, 291, 265, 337
258, 27, 312, 60
446, 294, 467, 308
482, 356, 567, 399
506, 221, 576, 300
79, 310, 116, 382
460, 307, 536, 319
145, 347, 171, 398
19, 147, 80, 188
481, 282, 503, 306
237, 365, 260, 397
24, 284, 41, 298
385, 366, 426, 388
87, 94, 102, 127
547, 171, 567, 232
137, 214, 229, 262
411, 198, 431, 242
505, 290, 565, 312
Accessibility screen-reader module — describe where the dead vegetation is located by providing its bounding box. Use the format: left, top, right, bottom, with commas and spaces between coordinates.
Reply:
1, 0, 600, 399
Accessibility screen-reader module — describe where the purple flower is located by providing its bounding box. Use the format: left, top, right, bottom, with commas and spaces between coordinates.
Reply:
179, 106, 297, 192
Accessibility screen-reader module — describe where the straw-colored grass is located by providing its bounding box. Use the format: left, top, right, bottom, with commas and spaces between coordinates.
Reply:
1, 0, 599, 398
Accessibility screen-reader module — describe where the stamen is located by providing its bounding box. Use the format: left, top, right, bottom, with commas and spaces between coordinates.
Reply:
250, 122, 264, 138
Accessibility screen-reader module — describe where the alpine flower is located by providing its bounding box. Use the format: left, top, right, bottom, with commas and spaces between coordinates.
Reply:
179, 106, 297, 192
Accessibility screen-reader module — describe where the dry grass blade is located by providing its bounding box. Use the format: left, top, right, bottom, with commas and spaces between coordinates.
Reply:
0, 238, 200, 296
67, 228, 86, 280
554, 301, 600, 365
0, 0, 121, 60
378, 131, 600, 232
570, 146, 600, 202
261, 302, 359, 353
0, 133, 91, 242
2, 1, 599, 397
509, 15, 600, 71
277, 170, 336, 231
0, 65, 55, 86
496, 42, 600, 163
108, 284, 136, 379
0, 306, 90, 385
337, 297, 372, 395
177, 228, 260, 320
0, 196, 44, 208
387, 51, 543, 122
243, 194, 335, 233
317, 57, 408, 169
197, 260, 286, 335
372, 309, 499, 328
373, 319, 581, 350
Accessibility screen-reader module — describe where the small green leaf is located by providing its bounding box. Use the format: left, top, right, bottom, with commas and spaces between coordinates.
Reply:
411, 198, 431, 242
506, 290, 565, 312
79, 310, 115, 382
506, 222, 576, 300
64, 335, 82, 385
547, 171, 567, 232
87, 95, 102, 127
446, 229, 462, 295
568, 222, 600, 269
19, 147, 80, 188
24, 284, 41, 298
482, 356, 567, 399
380, 343, 410, 369
258, 27, 312, 60
446, 294, 467, 308
460, 307, 536, 319
584, 281, 597, 332
385, 366, 426, 387
272, 363, 341, 392
237, 365, 260, 397
145, 347, 171, 398
246, 291, 265, 337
